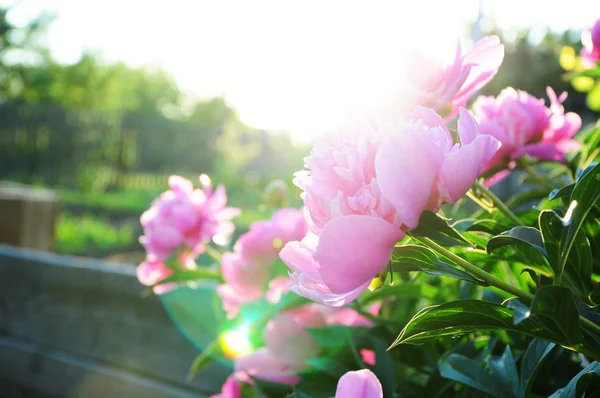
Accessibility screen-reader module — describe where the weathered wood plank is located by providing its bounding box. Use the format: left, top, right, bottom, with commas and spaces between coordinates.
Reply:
0, 335, 207, 397
0, 244, 229, 396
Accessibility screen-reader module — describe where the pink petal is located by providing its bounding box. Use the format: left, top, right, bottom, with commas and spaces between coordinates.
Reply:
360, 349, 376, 366
315, 215, 404, 294
439, 134, 501, 203
375, 127, 445, 229
335, 369, 383, 398
483, 169, 511, 187
289, 272, 371, 307
322, 307, 374, 327
209, 376, 241, 398
454, 36, 505, 103
234, 348, 301, 385
264, 312, 322, 365
265, 277, 293, 304
168, 175, 194, 193
556, 139, 581, 154
457, 108, 480, 145
515, 142, 562, 161
410, 106, 446, 128
280, 238, 372, 307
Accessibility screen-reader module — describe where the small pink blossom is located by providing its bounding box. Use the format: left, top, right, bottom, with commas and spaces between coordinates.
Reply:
282, 107, 500, 306
473, 87, 581, 177
265, 277, 293, 304
582, 19, 600, 67
234, 348, 302, 385
335, 369, 383, 398
234, 304, 371, 385
360, 349, 376, 366
137, 175, 238, 293
210, 376, 241, 398
140, 175, 239, 262
136, 261, 176, 295
137, 251, 199, 294
217, 208, 308, 317
263, 306, 326, 366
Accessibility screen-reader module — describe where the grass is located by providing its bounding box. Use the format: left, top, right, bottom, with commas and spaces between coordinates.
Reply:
3, 176, 298, 256
55, 212, 138, 255
59, 188, 162, 214
54, 190, 272, 255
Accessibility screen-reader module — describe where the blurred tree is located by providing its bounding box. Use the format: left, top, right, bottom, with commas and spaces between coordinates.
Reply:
7, 53, 181, 116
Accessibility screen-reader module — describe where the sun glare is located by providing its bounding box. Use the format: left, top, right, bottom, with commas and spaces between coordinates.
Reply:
219, 1, 472, 143
220, 325, 253, 358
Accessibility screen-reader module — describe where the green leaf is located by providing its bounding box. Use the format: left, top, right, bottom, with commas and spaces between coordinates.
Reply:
486, 227, 548, 259
306, 326, 352, 353
374, 339, 397, 398
391, 245, 487, 286
154, 267, 222, 286
520, 268, 541, 287
519, 339, 556, 398
453, 219, 513, 236
530, 286, 582, 346
390, 300, 562, 349
539, 210, 593, 296
410, 211, 472, 246
561, 162, 600, 280
274, 291, 312, 312
549, 184, 574, 201
439, 352, 510, 398
539, 210, 563, 273
361, 283, 434, 305
575, 372, 600, 398
507, 189, 552, 207
506, 299, 532, 325
566, 67, 600, 79
487, 208, 540, 227
487, 346, 519, 398
304, 357, 349, 378
292, 372, 338, 398
549, 362, 600, 398
187, 340, 222, 380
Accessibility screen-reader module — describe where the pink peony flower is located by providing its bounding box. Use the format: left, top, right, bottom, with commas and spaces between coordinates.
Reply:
473, 87, 581, 176
234, 304, 371, 385
140, 175, 239, 262
335, 369, 383, 398
582, 19, 600, 67
282, 107, 500, 306
401, 35, 504, 120
217, 208, 308, 317
210, 376, 241, 398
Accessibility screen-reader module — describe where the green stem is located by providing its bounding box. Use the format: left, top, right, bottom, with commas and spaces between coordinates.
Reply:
417, 236, 600, 358
466, 190, 494, 213
581, 317, 600, 340
473, 180, 525, 227
583, 147, 600, 170
204, 244, 222, 263
516, 158, 555, 190
416, 236, 533, 302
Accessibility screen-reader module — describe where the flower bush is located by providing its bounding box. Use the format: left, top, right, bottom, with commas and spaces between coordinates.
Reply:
136, 28, 600, 398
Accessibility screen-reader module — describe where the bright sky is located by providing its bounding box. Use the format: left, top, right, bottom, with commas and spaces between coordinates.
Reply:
3, 0, 600, 142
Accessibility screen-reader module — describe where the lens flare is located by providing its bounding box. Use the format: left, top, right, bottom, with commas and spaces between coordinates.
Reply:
220, 325, 253, 358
